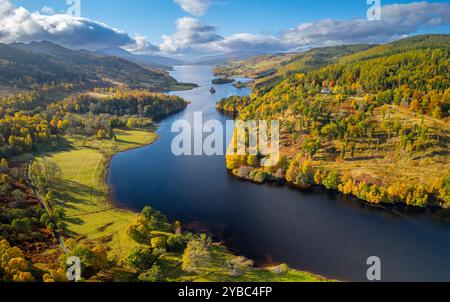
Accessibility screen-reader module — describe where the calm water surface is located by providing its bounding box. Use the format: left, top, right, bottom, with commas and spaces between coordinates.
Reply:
108, 65, 450, 282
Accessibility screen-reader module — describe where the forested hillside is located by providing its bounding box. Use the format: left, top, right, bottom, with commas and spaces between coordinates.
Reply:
0, 44, 91, 91
51, 90, 188, 119
218, 35, 450, 208
214, 44, 375, 96
1, 41, 195, 92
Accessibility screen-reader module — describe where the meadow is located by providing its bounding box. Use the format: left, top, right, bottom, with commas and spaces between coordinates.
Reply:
34, 129, 157, 261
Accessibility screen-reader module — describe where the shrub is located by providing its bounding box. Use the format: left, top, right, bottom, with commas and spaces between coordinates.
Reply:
11, 218, 32, 233
167, 234, 189, 252
271, 263, 289, 275
127, 247, 156, 272
138, 265, 165, 282
182, 235, 211, 273
150, 237, 168, 250
62, 245, 108, 276
226, 256, 254, 277
43, 268, 69, 282
0, 239, 35, 282
322, 171, 341, 190
252, 171, 268, 183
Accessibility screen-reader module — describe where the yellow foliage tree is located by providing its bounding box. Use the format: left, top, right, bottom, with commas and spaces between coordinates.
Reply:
0, 240, 35, 282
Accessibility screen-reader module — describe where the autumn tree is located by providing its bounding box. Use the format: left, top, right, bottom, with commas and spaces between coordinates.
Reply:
127, 247, 156, 272
226, 256, 254, 277
0, 240, 35, 282
30, 158, 61, 192
182, 235, 212, 273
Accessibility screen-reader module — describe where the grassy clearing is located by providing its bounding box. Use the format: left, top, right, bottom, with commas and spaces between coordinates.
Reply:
35, 128, 158, 261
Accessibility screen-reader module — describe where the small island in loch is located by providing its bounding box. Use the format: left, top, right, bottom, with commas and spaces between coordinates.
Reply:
212, 77, 235, 85
233, 81, 250, 89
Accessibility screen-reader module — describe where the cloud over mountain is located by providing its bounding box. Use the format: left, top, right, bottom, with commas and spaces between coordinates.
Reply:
124, 34, 160, 54
0, 0, 157, 51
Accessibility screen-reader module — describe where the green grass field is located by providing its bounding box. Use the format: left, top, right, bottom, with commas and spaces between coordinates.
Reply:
35, 129, 158, 261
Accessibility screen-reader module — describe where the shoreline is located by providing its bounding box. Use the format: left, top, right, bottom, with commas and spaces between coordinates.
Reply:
34, 129, 159, 260
105, 128, 160, 211
228, 169, 450, 213
31, 115, 327, 280
86, 126, 331, 281
104, 66, 449, 281
218, 110, 449, 210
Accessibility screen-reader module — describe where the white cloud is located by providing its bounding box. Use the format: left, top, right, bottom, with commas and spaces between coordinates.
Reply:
0, 0, 136, 50
40, 6, 55, 15
207, 33, 282, 53
280, 2, 450, 50
161, 1, 450, 55
174, 0, 212, 16
0, 0, 13, 15
124, 34, 160, 54
0, 0, 448, 57
160, 17, 222, 53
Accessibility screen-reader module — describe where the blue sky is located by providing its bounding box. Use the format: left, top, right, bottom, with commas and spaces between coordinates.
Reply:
13, 0, 450, 43
12, 0, 375, 43
6, 0, 450, 58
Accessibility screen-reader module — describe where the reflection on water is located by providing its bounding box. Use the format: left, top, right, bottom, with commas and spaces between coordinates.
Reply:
108, 65, 450, 282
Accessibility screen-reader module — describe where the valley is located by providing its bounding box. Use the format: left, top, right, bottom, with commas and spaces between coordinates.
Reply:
0, 33, 449, 283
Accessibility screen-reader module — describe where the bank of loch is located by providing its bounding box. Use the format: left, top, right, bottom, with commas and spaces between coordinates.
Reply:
34, 102, 326, 282
109, 65, 450, 282
217, 36, 450, 209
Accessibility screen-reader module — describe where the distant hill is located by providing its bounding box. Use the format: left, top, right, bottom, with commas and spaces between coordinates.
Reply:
338, 34, 450, 65
5, 41, 194, 92
214, 44, 376, 95
214, 45, 376, 77
0, 43, 92, 89
278, 44, 375, 75
194, 51, 267, 66
298, 34, 450, 97
213, 53, 295, 77
96, 46, 186, 69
